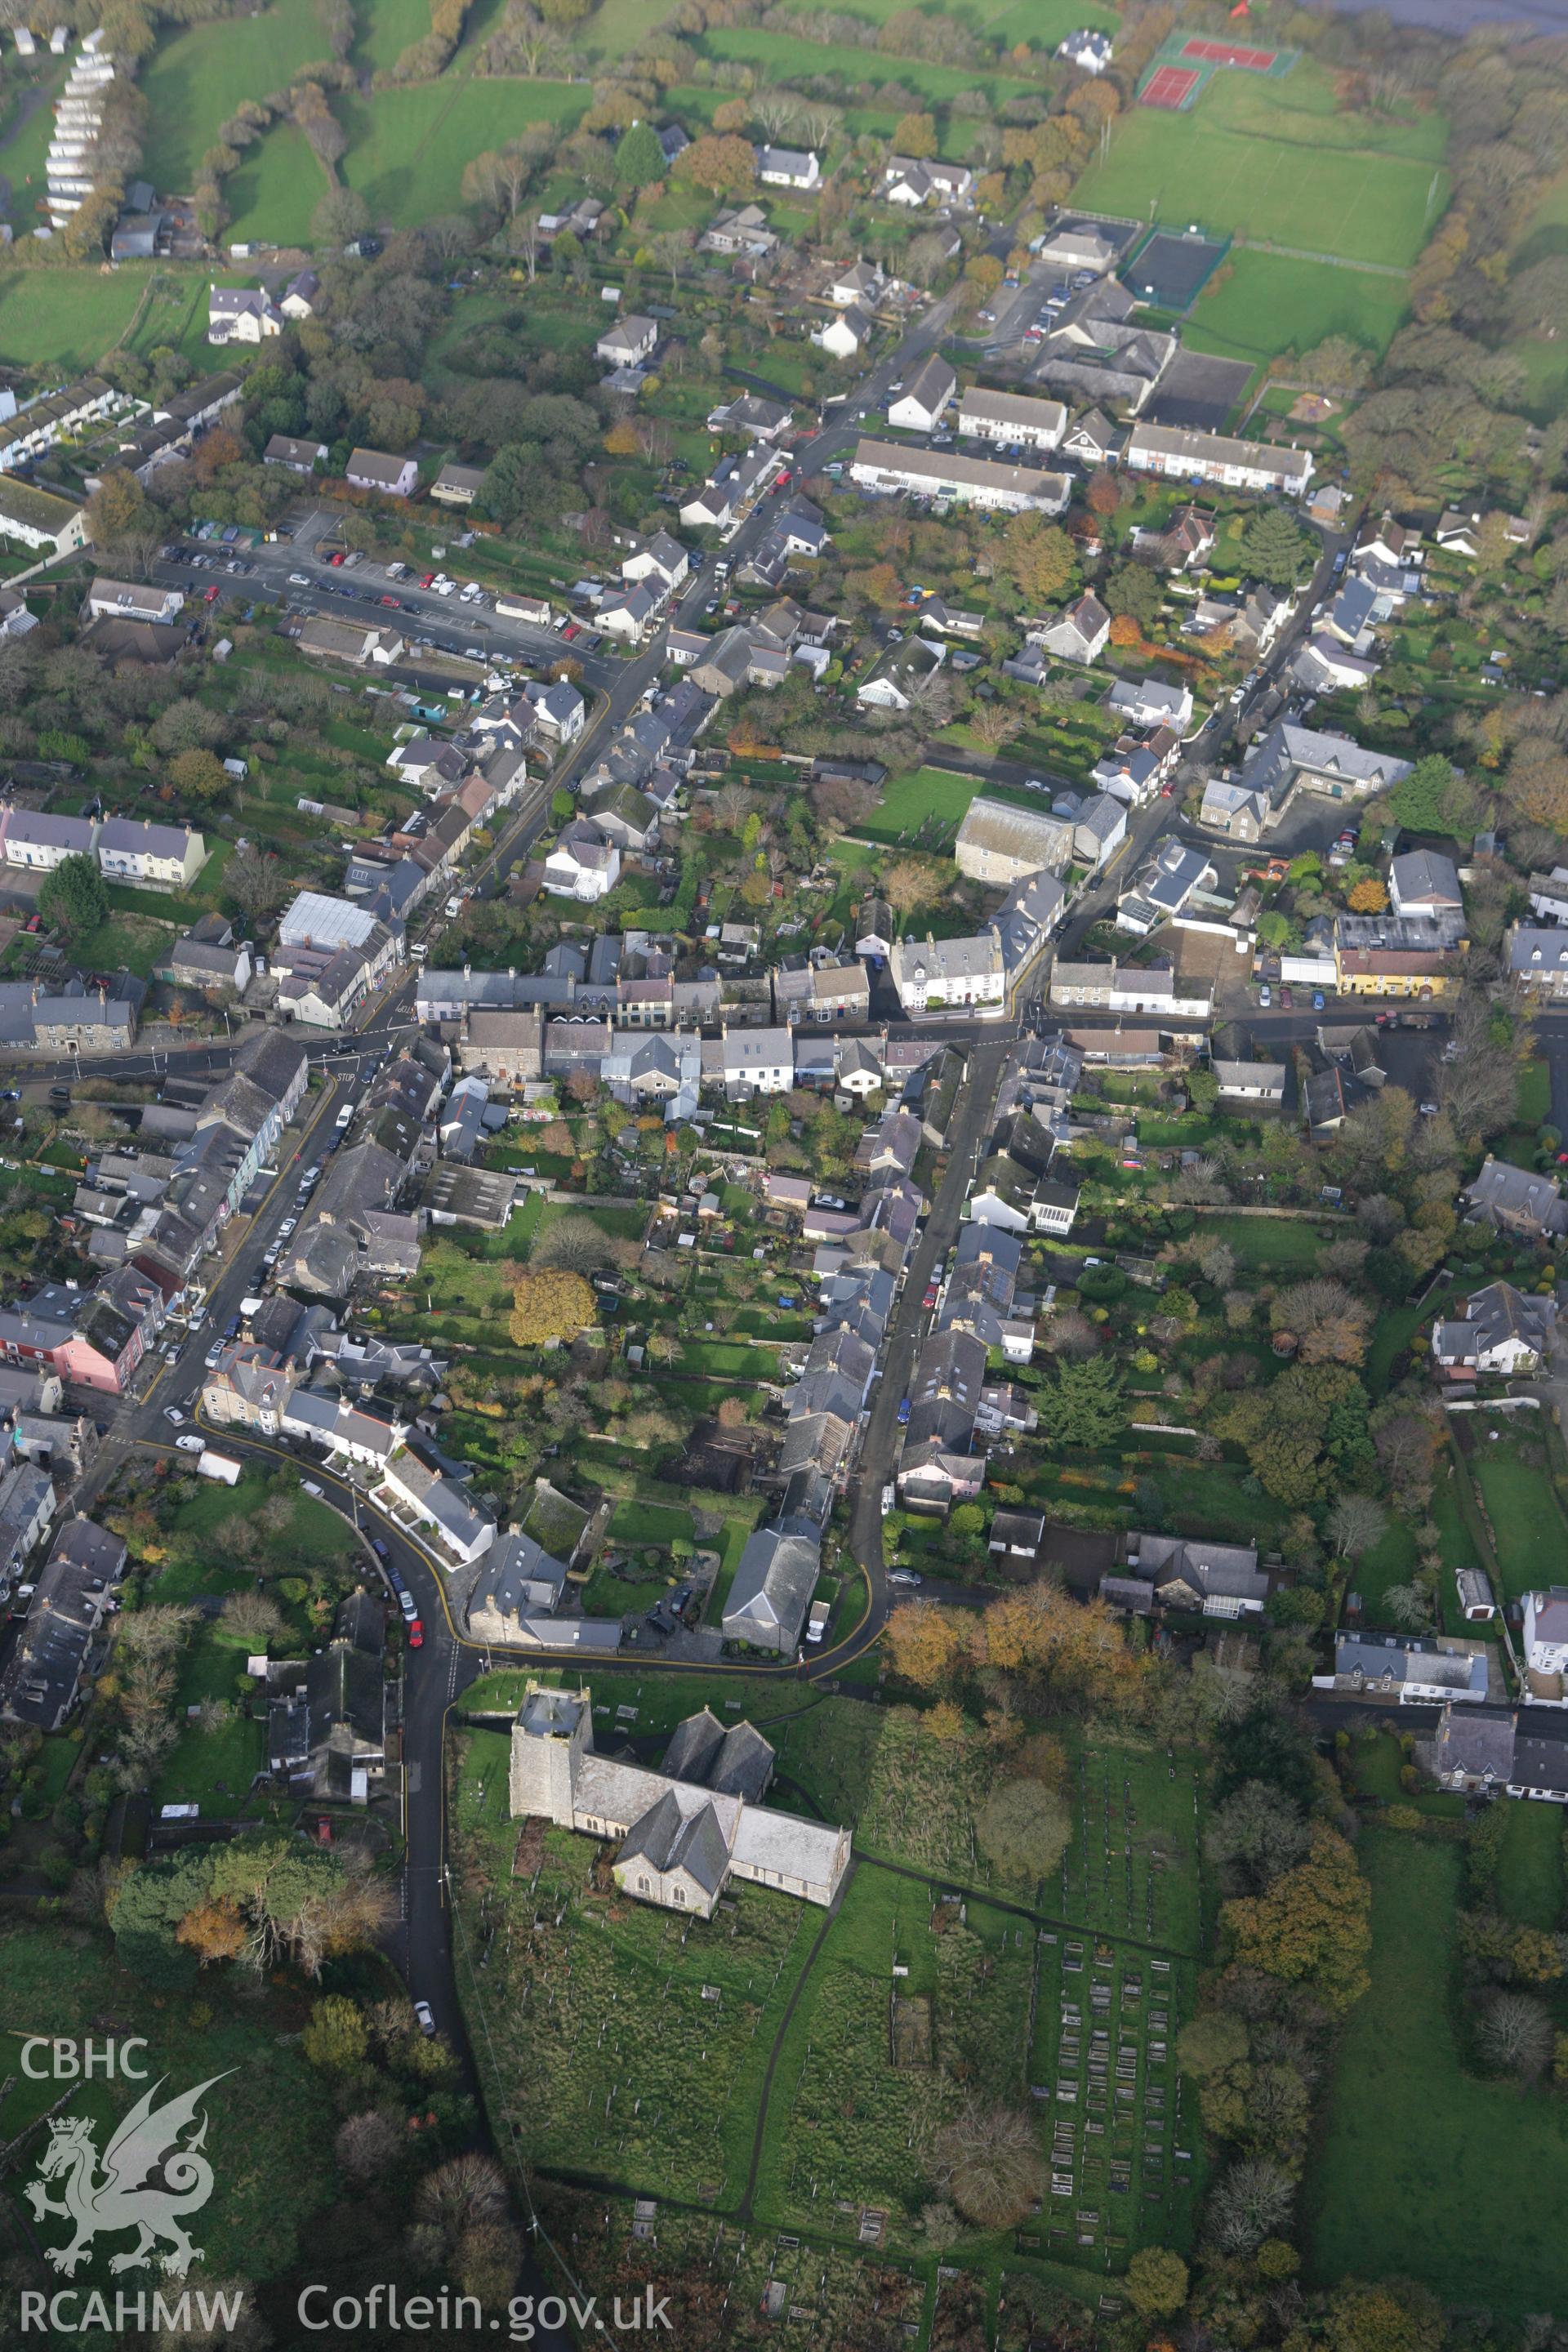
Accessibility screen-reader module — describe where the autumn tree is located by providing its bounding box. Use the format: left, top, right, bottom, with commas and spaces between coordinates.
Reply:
1085, 466, 1120, 517
1221, 1824, 1371, 2013
1347, 875, 1388, 912
1125, 2248, 1189, 2319
1000, 512, 1074, 605
674, 135, 755, 198
882, 857, 936, 919
893, 111, 938, 158
168, 748, 229, 804
884, 1598, 971, 1687
1270, 1279, 1372, 1366
510, 1268, 595, 1344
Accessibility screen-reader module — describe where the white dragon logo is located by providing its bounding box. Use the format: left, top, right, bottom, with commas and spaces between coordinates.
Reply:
24, 2072, 233, 2277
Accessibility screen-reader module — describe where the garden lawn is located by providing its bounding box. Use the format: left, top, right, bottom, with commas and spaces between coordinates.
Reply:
858, 764, 988, 848
140, 0, 326, 194
608, 1497, 694, 1548
340, 80, 589, 226
1184, 248, 1410, 364
1496, 1797, 1563, 1931
1071, 64, 1447, 270
1185, 1213, 1329, 1272
1467, 1435, 1568, 1605
0, 268, 148, 369
1308, 1832, 1568, 2313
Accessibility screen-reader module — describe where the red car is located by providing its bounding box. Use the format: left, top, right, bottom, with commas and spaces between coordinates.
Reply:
203, 584, 220, 603
922, 1284, 938, 1309
1160, 782, 1174, 796
407, 1618, 424, 1649
380, 594, 399, 608
420, 571, 435, 587
1280, 985, 1293, 1009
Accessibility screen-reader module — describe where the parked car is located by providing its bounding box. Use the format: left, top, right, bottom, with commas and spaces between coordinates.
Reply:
1258, 985, 1272, 1008
897, 1396, 911, 1426
163, 1407, 185, 1426
887, 1569, 923, 1588
880, 1484, 894, 1516
413, 1999, 436, 2035
176, 1434, 206, 1454
1312, 991, 1325, 1009
407, 1619, 424, 1648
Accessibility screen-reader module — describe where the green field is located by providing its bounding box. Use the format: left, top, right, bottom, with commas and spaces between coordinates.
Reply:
354, 0, 434, 74
697, 28, 1036, 117
1309, 1832, 1568, 2314
225, 120, 329, 248
0, 266, 149, 368
1467, 1433, 1568, 1604
341, 79, 590, 225
1185, 247, 1410, 364
140, 0, 326, 195
1073, 66, 1448, 270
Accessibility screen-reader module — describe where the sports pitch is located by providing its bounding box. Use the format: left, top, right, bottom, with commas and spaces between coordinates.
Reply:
1072, 65, 1449, 270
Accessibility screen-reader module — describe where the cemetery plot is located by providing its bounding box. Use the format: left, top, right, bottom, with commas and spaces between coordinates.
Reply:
1059, 1744, 1205, 1958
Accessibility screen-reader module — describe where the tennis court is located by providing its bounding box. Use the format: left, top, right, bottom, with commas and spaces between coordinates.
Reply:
1181, 37, 1282, 68
1125, 226, 1229, 306
1142, 63, 1202, 111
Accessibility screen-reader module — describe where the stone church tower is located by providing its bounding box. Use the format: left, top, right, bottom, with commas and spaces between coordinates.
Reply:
508, 1683, 593, 1823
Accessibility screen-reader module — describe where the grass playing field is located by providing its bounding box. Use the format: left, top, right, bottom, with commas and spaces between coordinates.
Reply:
697, 26, 1038, 115
1071, 62, 1448, 270
140, 0, 326, 195
1183, 247, 1411, 363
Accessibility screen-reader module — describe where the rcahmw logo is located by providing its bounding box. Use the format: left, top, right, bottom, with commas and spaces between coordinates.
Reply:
20, 2047, 233, 2284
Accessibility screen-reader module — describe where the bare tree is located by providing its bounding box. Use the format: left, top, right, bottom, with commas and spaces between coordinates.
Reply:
221, 1592, 287, 1647
336, 2109, 401, 2181
1477, 1992, 1553, 2082
1327, 1493, 1388, 1558
932, 2101, 1047, 2228
1206, 2157, 1294, 2254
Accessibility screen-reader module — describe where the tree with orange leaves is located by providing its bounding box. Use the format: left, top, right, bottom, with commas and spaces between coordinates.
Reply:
884, 1598, 972, 1688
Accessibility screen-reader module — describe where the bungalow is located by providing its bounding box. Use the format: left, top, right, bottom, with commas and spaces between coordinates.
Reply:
86, 577, 183, 626
298, 615, 405, 668
1214, 1058, 1285, 1107
345, 448, 418, 498
755, 145, 819, 189
706, 390, 791, 441
829, 259, 884, 308
1328, 1629, 1493, 1704
262, 433, 326, 474
888, 354, 956, 435
280, 267, 318, 319
702, 205, 779, 261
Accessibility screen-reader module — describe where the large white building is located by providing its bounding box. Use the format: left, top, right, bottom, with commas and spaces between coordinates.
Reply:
956, 389, 1067, 452
508, 1683, 850, 1917
1123, 423, 1312, 498
850, 439, 1070, 516
889, 931, 1006, 1013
